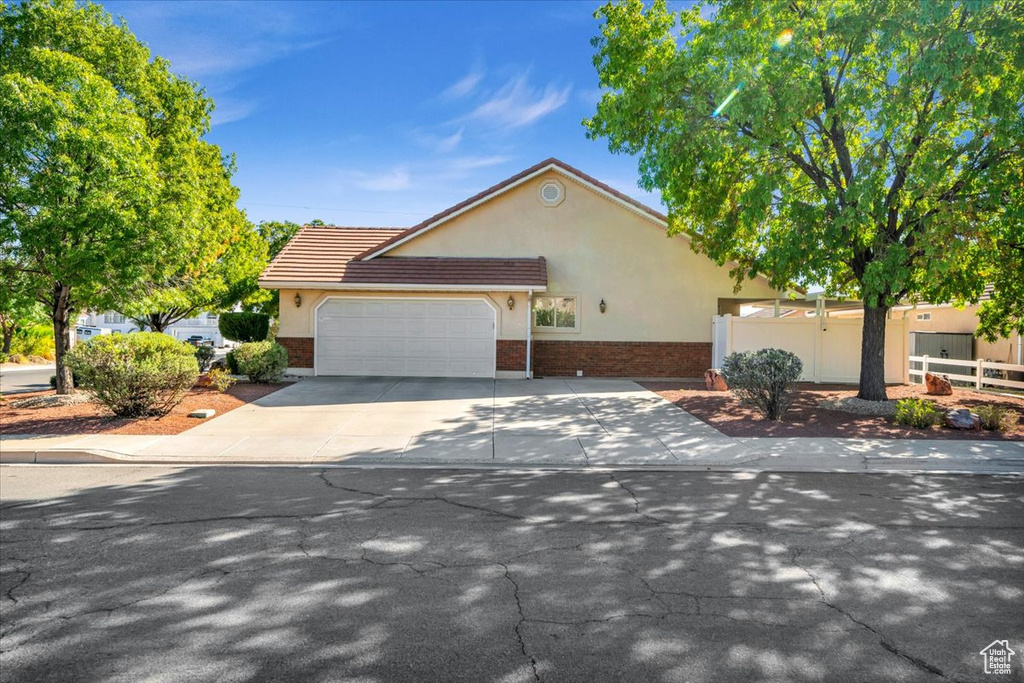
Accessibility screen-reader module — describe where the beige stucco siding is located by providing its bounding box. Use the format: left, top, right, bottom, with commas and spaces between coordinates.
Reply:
278, 289, 528, 340
381, 172, 781, 342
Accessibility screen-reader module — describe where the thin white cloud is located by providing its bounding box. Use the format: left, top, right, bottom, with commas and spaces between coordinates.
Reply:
442, 65, 484, 99
350, 167, 413, 192
210, 97, 257, 127
435, 128, 464, 153
465, 74, 571, 130
446, 156, 509, 173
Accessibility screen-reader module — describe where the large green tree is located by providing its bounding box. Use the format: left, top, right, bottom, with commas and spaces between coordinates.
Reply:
0, 0, 241, 393
250, 220, 302, 317
587, 0, 1024, 400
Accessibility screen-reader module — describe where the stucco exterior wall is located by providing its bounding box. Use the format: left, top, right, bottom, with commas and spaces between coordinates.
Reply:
381, 172, 782, 343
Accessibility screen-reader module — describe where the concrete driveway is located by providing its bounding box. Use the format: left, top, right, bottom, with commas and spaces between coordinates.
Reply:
167, 377, 739, 465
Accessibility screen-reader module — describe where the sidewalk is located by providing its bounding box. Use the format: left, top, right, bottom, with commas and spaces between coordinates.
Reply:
2, 432, 1022, 473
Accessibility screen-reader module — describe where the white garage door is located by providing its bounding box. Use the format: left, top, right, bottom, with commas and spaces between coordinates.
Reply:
316, 298, 496, 378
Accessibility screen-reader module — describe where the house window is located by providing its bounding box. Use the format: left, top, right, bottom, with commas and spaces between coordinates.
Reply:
533, 296, 578, 330
916, 312, 931, 321
104, 313, 125, 324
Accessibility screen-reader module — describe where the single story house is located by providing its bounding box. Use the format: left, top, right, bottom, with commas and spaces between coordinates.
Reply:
259, 158, 790, 379
76, 311, 226, 346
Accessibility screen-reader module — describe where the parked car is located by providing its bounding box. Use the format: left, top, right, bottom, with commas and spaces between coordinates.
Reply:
74, 326, 111, 343
185, 335, 214, 347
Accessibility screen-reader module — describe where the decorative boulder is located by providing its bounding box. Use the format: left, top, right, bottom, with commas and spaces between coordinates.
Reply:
925, 372, 953, 396
704, 369, 728, 391
944, 408, 980, 430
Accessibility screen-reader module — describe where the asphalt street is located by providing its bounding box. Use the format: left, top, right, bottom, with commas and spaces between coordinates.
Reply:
0, 366, 54, 395
1, 466, 1021, 682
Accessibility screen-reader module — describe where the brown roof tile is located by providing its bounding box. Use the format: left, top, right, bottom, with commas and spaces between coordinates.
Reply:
259, 225, 547, 288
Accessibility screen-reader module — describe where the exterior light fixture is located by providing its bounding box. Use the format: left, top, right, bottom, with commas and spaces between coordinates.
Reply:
294, 292, 302, 308
507, 295, 515, 310
599, 299, 607, 313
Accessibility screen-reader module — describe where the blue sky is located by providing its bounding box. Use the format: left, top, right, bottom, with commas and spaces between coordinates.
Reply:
99, 0, 668, 228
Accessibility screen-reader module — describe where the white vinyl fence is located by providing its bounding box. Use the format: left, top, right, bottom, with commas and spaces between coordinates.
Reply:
712, 314, 909, 384
909, 356, 1024, 391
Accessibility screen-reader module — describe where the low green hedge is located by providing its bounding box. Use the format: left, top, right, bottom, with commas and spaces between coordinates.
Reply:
67, 332, 199, 417
232, 341, 287, 383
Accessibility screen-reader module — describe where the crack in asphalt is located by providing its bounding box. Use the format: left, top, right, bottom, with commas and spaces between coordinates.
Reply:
499, 562, 542, 682
317, 470, 525, 521
605, 473, 667, 525
791, 548, 953, 681
2, 569, 31, 604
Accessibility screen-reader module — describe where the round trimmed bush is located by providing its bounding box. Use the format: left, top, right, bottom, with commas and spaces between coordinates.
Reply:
721, 348, 803, 421
218, 312, 270, 343
232, 341, 287, 383
66, 332, 199, 417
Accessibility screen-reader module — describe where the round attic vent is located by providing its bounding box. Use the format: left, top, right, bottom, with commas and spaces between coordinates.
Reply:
539, 180, 564, 206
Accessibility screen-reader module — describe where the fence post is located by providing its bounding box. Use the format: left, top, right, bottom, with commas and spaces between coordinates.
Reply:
976, 358, 984, 390
921, 354, 929, 384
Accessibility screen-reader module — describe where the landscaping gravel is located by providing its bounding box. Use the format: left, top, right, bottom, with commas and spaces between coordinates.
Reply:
817, 396, 897, 417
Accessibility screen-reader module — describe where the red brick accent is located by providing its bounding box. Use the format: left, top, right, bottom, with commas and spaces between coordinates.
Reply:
531, 340, 711, 378
497, 339, 528, 371
277, 336, 313, 368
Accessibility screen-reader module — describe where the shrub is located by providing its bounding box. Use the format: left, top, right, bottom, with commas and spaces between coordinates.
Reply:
10, 324, 55, 358
49, 371, 80, 389
225, 348, 240, 374
66, 332, 199, 417
232, 341, 287, 383
218, 312, 270, 343
0, 352, 7, 364
893, 398, 942, 428
720, 348, 803, 421
206, 367, 237, 393
194, 345, 216, 372
975, 404, 1019, 431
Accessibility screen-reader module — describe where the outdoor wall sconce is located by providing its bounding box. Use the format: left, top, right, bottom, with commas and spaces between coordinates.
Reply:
507, 295, 515, 310
599, 299, 607, 313
294, 293, 302, 308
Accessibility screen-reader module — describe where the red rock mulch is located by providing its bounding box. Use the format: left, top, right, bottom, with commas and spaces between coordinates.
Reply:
643, 382, 1024, 440
0, 382, 287, 436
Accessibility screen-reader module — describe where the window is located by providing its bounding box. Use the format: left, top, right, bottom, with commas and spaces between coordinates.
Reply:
104, 313, 125, 324
533, 296, 577, 329
916, 312, 932, 321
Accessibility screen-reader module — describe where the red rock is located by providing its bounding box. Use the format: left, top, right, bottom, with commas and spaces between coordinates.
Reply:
924, 372, 952, 396
704, 369, 728, 391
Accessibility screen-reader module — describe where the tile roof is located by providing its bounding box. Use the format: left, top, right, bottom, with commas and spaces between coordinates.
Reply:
357, 157, 669, 260
259, 225, 547, 289
260, 226, 404, 284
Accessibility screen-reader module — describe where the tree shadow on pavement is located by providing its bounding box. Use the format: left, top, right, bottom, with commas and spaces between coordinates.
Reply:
1, 467, 1021, 682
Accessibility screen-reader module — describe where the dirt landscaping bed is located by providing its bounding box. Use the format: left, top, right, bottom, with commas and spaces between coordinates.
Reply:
643, 382, 1024, 440
0, 382, 287, 436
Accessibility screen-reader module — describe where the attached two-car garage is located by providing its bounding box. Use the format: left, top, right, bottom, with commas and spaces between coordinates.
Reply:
315, 297, 497, 378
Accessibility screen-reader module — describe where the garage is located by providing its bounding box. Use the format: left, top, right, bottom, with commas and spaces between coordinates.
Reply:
315, 297, 497, 378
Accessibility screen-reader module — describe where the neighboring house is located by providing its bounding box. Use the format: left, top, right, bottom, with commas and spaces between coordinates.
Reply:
259, 158, 791, 379
76, 311, 226, 346
830, 287, 1023, 366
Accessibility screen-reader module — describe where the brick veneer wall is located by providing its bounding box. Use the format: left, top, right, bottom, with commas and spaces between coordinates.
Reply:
496, 339, 528, 371
531, 340, 711, 378
278, 336, 314, 369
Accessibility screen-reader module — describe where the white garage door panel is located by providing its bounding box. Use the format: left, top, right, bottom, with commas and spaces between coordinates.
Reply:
316, 298, 496, 378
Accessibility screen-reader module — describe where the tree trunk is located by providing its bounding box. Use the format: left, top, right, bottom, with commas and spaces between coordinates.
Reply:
1, 330, 11, 355
858, 303, 889, 401
147, 313, 169, 333
52, 284, 74, 395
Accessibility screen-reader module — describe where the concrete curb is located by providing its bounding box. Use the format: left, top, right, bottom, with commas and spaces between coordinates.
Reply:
2, 446, 1022, 474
